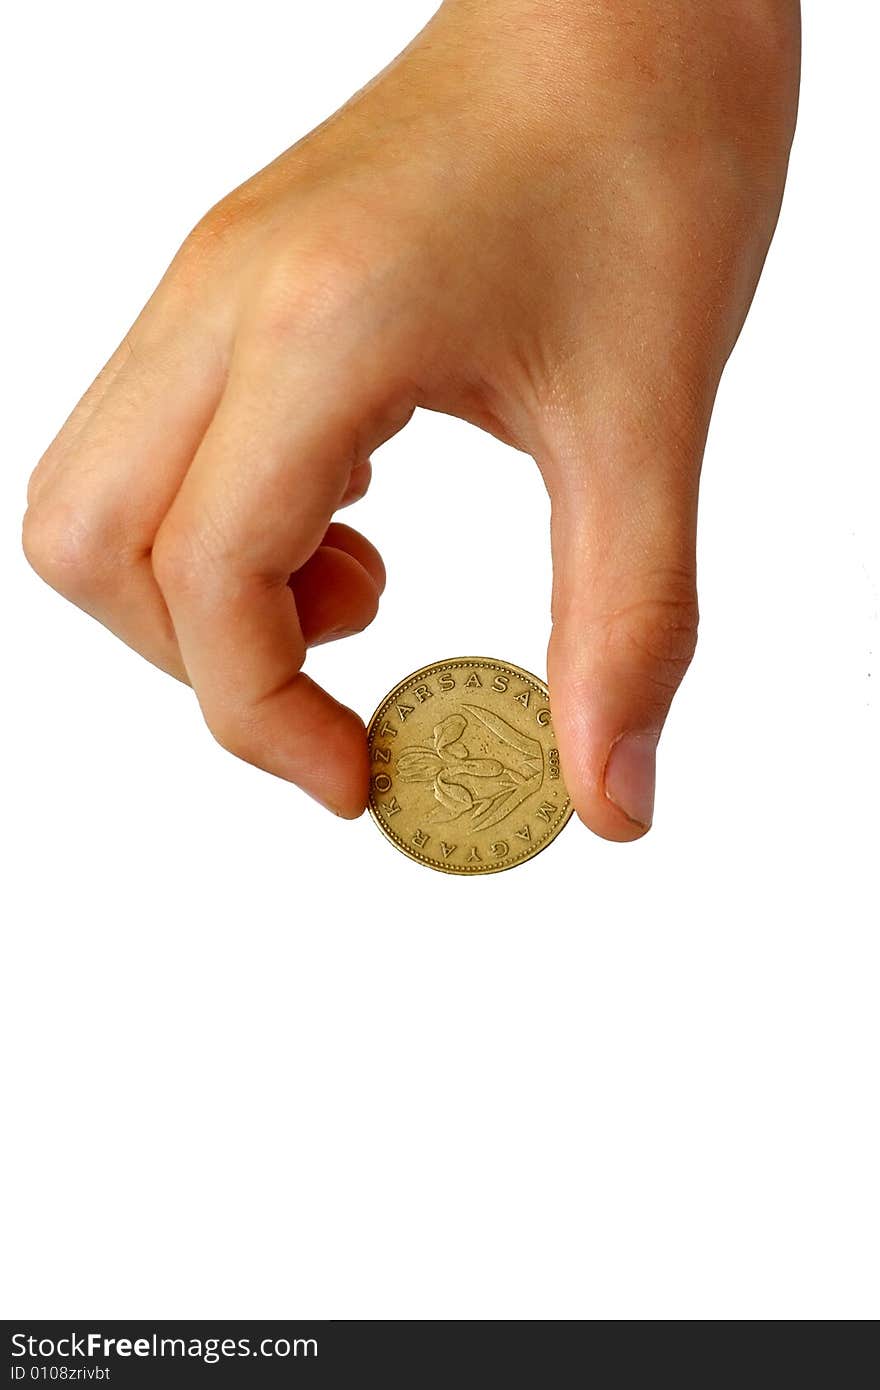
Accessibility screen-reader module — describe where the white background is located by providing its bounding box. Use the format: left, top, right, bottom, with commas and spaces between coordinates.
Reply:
2, 2, 877, 1320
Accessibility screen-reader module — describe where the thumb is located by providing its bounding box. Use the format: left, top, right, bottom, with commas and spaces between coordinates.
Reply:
542, 410, 703, 842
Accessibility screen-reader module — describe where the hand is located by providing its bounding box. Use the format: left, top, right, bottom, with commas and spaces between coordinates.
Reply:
23, 0, 800, 834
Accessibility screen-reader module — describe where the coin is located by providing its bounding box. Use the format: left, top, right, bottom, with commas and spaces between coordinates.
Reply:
366, 657, 574, 875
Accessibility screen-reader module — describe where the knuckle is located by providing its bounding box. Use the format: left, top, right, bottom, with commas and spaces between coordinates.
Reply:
153, 507, 242, 599
151, 523, 207, 597
612, 580, 700, 687
248, 236, 378, 343
172, 197, 248, 275
577, 568, 699, 693
22, 499, 110, 598
161, 196, 259, 313
624, 604, 699, 689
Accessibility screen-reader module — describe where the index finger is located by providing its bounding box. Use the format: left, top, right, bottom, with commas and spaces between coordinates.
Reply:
151, 322, 407, 816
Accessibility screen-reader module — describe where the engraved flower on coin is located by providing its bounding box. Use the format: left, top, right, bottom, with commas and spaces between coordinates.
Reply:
397, 709, 543, 830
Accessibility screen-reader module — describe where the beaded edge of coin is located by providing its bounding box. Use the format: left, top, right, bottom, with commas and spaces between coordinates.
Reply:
366, 657, 574, 875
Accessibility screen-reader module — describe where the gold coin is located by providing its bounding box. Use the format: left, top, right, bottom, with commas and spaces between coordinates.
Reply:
366, 657, 574, 875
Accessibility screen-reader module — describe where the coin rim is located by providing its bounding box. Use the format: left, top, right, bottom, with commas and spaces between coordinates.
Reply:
366, 656, 574, 876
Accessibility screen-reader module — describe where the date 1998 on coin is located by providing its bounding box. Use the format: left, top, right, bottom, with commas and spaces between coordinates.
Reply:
366, 657, 574, 875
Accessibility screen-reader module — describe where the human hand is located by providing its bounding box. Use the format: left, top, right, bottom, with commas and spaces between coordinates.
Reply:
23, 0, 800, 835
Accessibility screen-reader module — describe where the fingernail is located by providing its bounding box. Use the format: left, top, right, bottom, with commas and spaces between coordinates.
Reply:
304, 786, 345, 817
604, 732, 659, 830
312, 628, 361, 647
